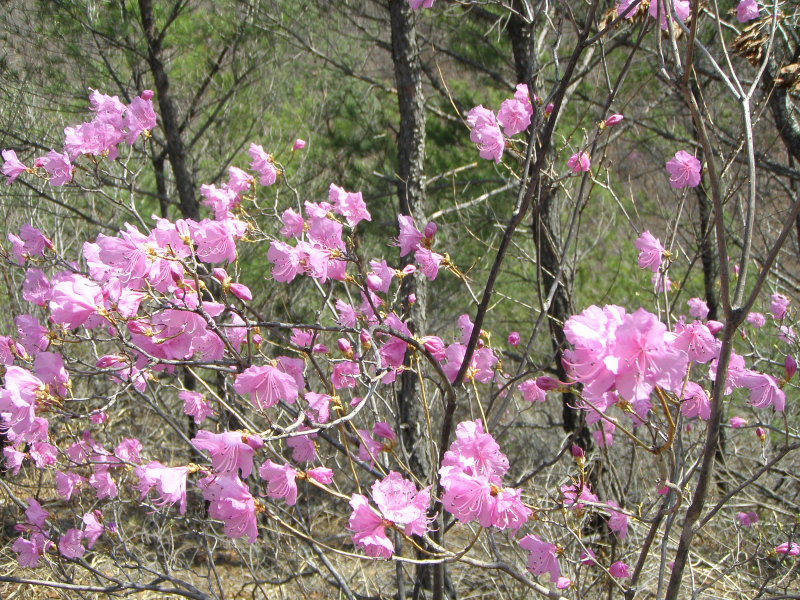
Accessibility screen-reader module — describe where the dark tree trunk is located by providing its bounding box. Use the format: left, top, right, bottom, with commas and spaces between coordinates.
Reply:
389, 3, 438, 598
139, 0, 199, 220
508, 6, 586, 444
389, 0, 429, 480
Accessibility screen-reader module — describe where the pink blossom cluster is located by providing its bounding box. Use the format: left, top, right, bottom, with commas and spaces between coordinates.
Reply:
562, 304, 787, 443
617, 0, 691, 30
1, 89, 157, 187
466, 84, 535, 162
348, 471, 430, 558
439, 420, 531, 531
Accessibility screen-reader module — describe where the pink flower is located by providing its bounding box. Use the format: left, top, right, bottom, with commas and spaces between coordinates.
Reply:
609, 561, 631, 578
25, 498, 49, 529
42, 150, 73, 186
775, 542, 800, 556
348, 494, 393, 559
267, 241, 302, 283
648, 0, 690, 30
135, 462, 189, 514
287, 427, 317, 462
293, 138, 306, 150
13, 532, 51, 567
22, 268, 52, 307
248, 143, 277, 186
123, 92, 157, 143
396, 214, 423, 256
567, 151, 591, 173
234, 364, 299, 411
497, 98, 531, 136
666, 150, 701, 188
687, 297, 709, 319
681, 381, 710, 420
467, 105, 504, 163
49, 274, 104, 329
371, 471, 430, 536
519, 379, 546, 403
89, 466, 118, 500
259, 460, 298, 505
508, 331, 520, 346
770, 293, 790, 320
737, 371, 785, 412
82, 511, 104, 548
181, 390, 215, 424
415, 247, 443, 281
332, 361, 360, 390
58, 528, 85, 559
2, 149, 29, 184
330, 183, 371, 228
635, 230, 666, 272
200, 475, 259, 542
55, 471, 86, 501
519, 534, 561, 583
746, 312, 765, 328
606, 501, 628, 539
305, 391, 333, 423
736, 0, 759, 22
192, 430, 261, 478
307, 466, 334, 484
736, 511, 757, 527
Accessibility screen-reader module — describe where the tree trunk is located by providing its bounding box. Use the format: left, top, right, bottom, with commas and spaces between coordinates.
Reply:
139, 0, 199, 220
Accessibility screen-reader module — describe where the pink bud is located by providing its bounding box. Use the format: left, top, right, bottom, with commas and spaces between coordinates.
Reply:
229, 283, 252, 301
605, 113, 624, 127
140, 90, 154, 100
507, 331, 520, 346
90, 412, 108, 424
756, 427, 766, 442
785, 355, 797, 380
212, 268, 228, 281
706, 320, 724, 335
545, 103, 554, 115
571, 444, 584, 459
401, 264, 417, 275
729, 416, 748, 429
536, 376, 561, 391
245, 434, 264, 450
423, 222, 437, 239
360, 329, 371, 346
312, 344, 328, 354
337, 338, 352, 354
408, 293, 416, 304
293, 139, 306, 150
733, 264, 740, 276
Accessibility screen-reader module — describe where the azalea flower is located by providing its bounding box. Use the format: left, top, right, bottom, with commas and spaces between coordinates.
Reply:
666, 150, 701, 188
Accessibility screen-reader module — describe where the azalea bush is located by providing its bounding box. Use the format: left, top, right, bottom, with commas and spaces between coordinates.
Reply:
1, 1, 800, 600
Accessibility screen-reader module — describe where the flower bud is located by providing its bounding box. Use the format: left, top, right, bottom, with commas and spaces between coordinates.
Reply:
571, 444, 584, 459
535, 376, 561, 391
408, 293, 416, 305
756, 426, 766, 443
507, 331, 520, 346
360, 328, 371, 348
337, 338, 352, 354
424, 222, 437, 239
545, 103, 554, 115
140, 90, 154, 101
293, 139, 306, 150
785, 354, 797, 380
605, 113, 624, 127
